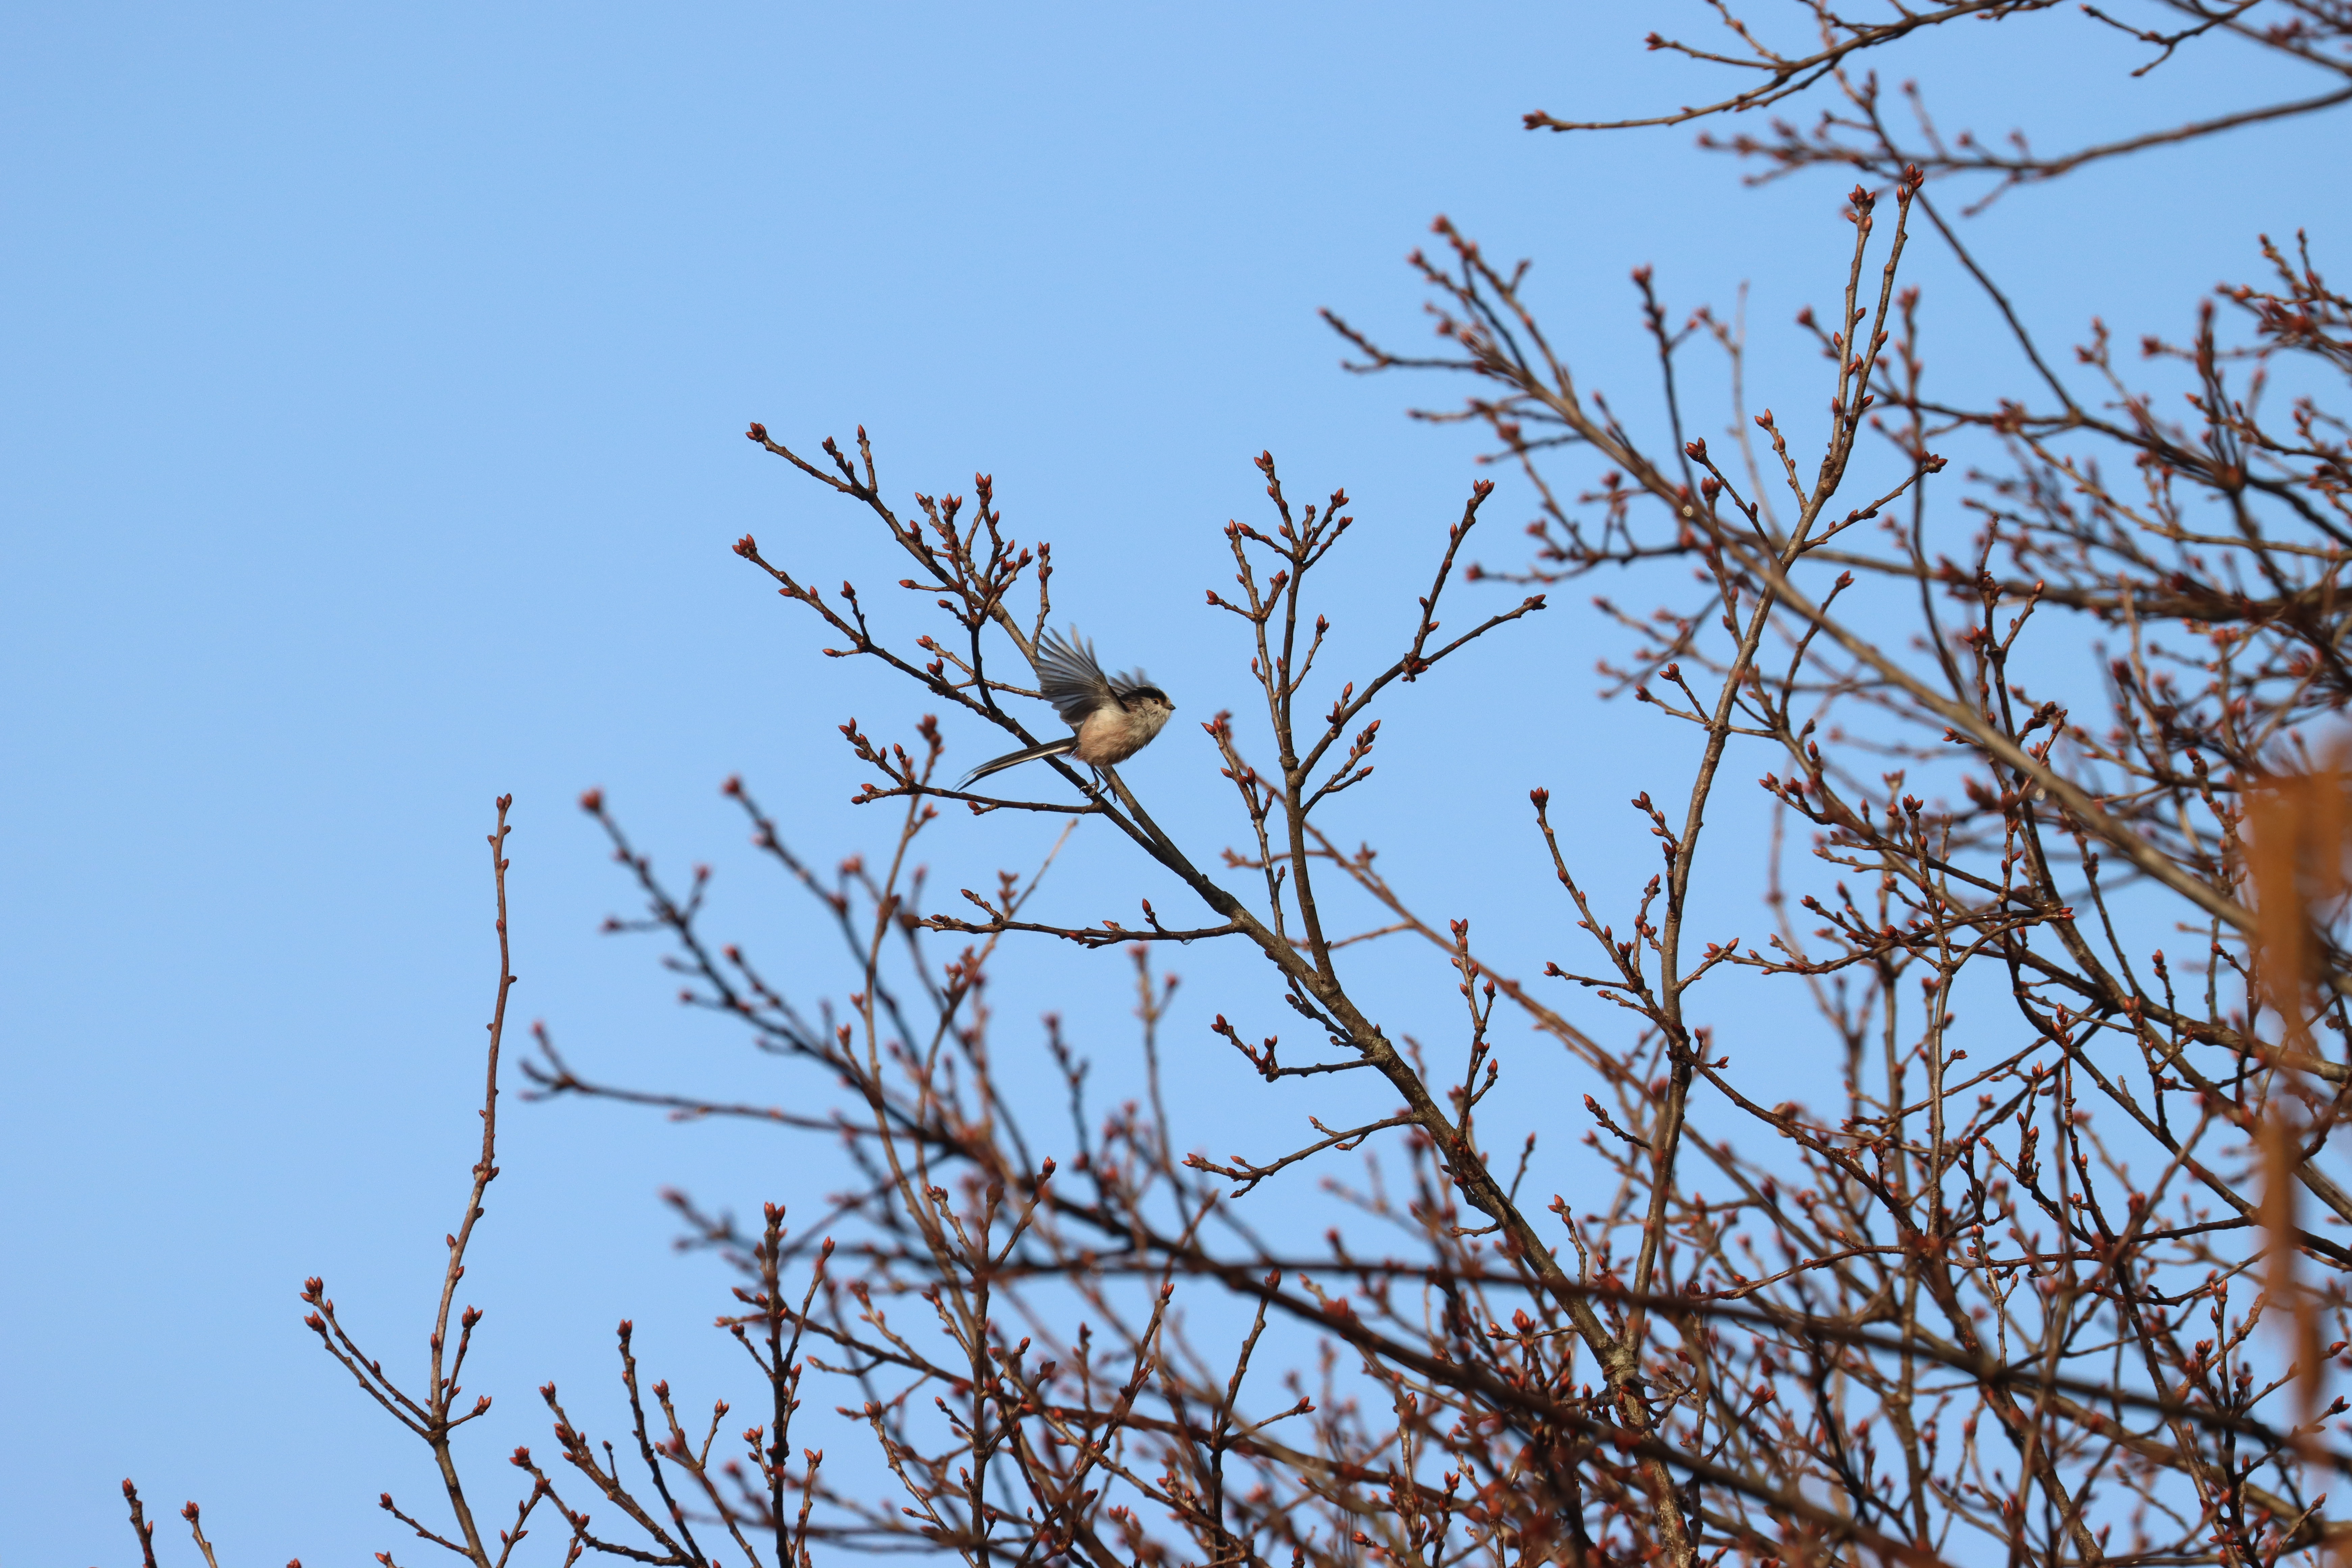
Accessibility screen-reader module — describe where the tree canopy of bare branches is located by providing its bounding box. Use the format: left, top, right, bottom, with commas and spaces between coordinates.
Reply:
122, 6, 2352, 1568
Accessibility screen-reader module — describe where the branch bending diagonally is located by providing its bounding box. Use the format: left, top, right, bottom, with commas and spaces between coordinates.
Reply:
734, 428, 1733, 1563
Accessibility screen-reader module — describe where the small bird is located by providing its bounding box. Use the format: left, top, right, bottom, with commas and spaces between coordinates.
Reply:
962, 628, 1175, 787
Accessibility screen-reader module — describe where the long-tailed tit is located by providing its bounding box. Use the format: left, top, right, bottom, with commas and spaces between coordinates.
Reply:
962, 628, 1175, 786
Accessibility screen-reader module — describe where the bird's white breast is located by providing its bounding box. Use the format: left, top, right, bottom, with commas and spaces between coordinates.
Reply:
1074, 703, 1167, 765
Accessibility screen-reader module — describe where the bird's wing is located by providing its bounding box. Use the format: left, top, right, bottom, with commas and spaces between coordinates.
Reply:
1035, 629, 1114, 725
1107, 667, 1158, 700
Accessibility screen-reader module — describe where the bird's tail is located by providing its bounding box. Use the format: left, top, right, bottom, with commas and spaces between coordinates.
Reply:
960, 736, 1079, 787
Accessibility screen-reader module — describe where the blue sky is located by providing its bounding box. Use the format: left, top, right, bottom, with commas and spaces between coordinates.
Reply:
4, 5, 2345, 1563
